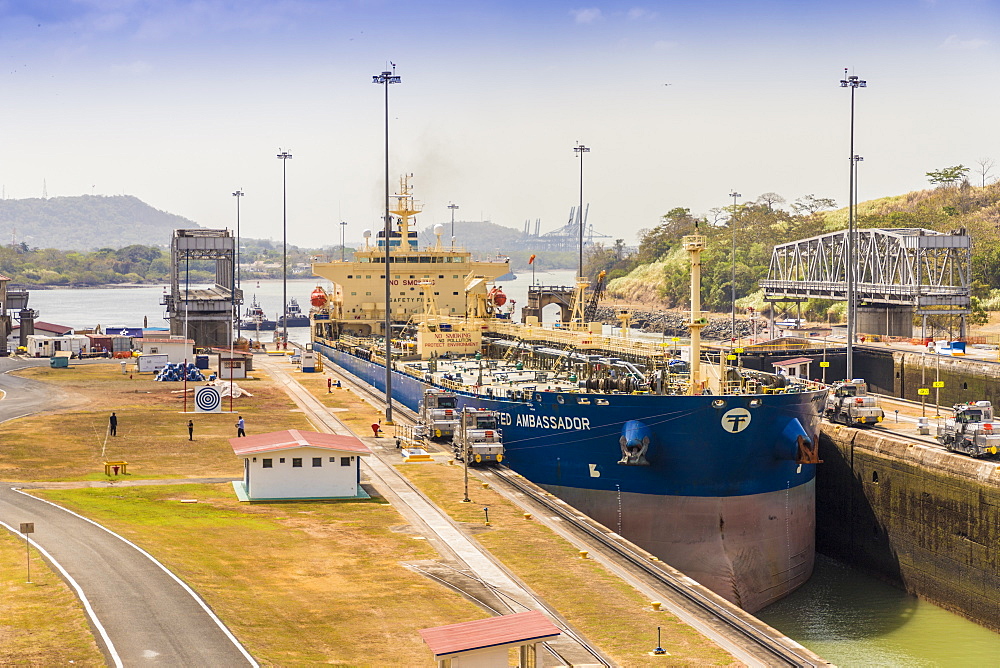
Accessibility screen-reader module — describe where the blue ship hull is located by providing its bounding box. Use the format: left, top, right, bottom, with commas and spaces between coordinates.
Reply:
315, 341, 826, 611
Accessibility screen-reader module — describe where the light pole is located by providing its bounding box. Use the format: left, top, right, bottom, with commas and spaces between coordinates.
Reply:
373, 65, 401, 425
232, 190, 244, 291
277, 150, 292, 342
574, 143, 590, 280
448, 203, 459, 245
841, 70, 866, 379
340, 221, 348, 262
729, 191, 741, 340
852, 154, 863, 341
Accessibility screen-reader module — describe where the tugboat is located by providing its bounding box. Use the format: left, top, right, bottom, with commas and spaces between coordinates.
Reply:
278, 297, 311, 328
239, 296, 276, 331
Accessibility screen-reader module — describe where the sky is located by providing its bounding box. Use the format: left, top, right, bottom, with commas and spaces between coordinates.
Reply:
1, 0, 998, 249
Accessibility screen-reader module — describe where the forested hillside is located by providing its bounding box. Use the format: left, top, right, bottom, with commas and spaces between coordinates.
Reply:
0, 195, 197, 251
592, 173, 1000, 323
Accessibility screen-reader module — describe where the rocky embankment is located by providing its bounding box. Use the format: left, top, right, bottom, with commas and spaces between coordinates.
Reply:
593, 306, 764, 340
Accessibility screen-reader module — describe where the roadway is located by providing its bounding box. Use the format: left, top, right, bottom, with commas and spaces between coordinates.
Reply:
0, 357, 256, 667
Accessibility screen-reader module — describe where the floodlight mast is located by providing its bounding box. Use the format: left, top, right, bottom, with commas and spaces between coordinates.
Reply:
277, 151, 292, 342
373, 65, 401, 425
574, 143, 590, 281
840, 71, 866, 380
728, 191, 741, 340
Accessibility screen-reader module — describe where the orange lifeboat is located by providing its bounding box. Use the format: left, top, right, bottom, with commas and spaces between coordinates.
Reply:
310, 286, 328, 308
489, 287, 507, 307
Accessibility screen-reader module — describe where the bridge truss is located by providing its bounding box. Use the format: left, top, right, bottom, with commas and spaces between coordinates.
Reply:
761, 227, 971, 314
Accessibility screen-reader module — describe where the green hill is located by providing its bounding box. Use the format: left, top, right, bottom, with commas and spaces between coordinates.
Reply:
0, 195, 197, 251
601, 181, 1000, 319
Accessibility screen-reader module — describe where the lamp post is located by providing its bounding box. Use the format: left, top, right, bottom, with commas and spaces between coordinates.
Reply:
852, 155, 863, 340
373, 65, 401, 425
728, 191, 741, 340
276, 151, 292, 342
574, 143, 590, 281
232, 190, 244, 291
840, 70, 866, 379
340, 221, 348, 262
448, 202, 459, 246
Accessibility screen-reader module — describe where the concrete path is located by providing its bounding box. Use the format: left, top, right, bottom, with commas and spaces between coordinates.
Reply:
0, 358, 256, 667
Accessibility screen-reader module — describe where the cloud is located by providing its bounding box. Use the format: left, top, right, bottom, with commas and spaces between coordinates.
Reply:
627, 7, 655, 20
110, 59, 152, 74
940, 34, 989, 50
570, 7, 602, 24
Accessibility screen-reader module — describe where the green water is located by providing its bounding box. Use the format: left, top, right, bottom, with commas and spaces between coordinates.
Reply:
757, 556, 1000, 667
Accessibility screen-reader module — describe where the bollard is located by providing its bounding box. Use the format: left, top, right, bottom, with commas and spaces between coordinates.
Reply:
651, 601, 662, 611
481, 482, 490, 489
579, 550, 589, 559
523, 512, 532, 520
448, 459, 455, 466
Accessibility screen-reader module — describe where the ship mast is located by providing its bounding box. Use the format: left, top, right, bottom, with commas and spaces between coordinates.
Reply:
684, 233, 707, 394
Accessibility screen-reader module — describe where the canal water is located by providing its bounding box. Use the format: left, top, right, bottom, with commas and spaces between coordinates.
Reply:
21, 277, 1000, 665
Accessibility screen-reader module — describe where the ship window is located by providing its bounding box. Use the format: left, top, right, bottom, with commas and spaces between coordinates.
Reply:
749, 398, 762, 407
439, 275, 444, 278
347, 275, 353, 279
380, 275, 385, 279
453, 275, 459, 279
351, 292, 357, 296
712, 399, 727, 408
596, 399, 610, 406
409, 275, 415, 278
400, 292, 406, 296
578, 397, 591, 404
366, 275, 372, 279
394, 275, 400, 279
420, 256, 430, 263
434, 292, 440, 295
366, 292, 371, 296
557, 395, 565, 404
453, 292, 459, 296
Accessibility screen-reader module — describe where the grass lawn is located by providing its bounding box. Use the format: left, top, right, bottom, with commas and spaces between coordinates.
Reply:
0, 530, 104, 665
35, 483, 484, 666
2, 362, 313, 482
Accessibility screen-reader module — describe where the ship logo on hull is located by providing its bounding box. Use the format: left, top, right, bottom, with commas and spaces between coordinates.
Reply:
618, 420, 651, 466
722, 407, 752, 433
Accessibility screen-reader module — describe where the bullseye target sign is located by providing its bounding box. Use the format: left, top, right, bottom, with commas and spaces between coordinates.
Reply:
195, 386, 222, 413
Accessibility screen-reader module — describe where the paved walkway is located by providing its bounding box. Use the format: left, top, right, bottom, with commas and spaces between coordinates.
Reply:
0, 358, 256, 667
261, 356, 607, 667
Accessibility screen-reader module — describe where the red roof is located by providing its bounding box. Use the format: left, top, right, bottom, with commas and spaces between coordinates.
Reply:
11, 321, 73, 335
772, 357, 813, 367
419, 611, 561, 658
230, 429, 371, 456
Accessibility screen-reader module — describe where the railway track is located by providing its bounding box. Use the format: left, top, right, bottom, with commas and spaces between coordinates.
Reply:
320, 358, 827, 666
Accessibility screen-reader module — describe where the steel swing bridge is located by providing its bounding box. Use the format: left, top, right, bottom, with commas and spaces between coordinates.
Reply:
760, 227, 971, 335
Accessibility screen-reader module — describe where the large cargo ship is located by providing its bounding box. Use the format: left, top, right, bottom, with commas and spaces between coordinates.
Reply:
309, 177, 827, 612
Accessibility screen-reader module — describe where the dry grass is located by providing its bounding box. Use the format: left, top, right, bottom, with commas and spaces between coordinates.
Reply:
35, 483, 482, 666
2, 362, 313, 481
398, 464, 738, 667
0, 531, 104, 665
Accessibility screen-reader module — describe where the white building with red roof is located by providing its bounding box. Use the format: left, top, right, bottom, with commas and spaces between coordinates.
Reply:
230, 429, 371, 501
419, 610, 561, 667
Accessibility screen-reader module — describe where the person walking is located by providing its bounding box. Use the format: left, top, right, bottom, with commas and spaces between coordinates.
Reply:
187, 420, 194, 441
236, 416, 246, 437
109, 412, 118, 437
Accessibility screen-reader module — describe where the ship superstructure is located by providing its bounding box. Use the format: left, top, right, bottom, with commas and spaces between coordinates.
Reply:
310, 176, 511, 339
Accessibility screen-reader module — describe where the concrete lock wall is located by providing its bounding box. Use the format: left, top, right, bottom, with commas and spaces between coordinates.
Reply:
816, 424, 1000, 631
856, 305, 915, 338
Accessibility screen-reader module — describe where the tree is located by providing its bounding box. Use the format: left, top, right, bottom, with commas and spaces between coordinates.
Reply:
975, 157, 995, 188
926, 165, 970, 188
791, 194, 837, 216
756, 192, 785, 211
